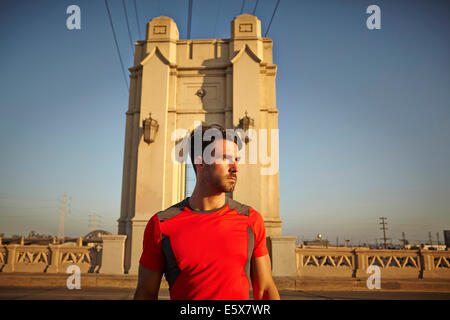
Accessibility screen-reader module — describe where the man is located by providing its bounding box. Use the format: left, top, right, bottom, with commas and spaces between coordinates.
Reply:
134, 124, 280, 300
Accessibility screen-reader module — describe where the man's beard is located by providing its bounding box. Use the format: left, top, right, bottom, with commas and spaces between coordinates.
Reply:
217, 175, 237, 193
205, 167, 237, 193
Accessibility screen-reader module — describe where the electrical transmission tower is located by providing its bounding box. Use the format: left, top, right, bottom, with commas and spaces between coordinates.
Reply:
89, 213, 102, 232
58, 193, 68, 241
428, 232, 433, 245
400, 232, 408, 249
379, 217, 389, 249
344, 239, 350, 247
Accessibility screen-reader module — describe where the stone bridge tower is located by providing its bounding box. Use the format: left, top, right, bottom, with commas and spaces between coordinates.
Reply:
118, 14, 282, 274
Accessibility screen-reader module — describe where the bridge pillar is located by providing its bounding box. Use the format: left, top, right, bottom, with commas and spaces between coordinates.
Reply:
269, 236, 297, 277
47, 245, 61, 273
119, 14, 282, 274
3, 244, 18, 273
100, 235, 127, 275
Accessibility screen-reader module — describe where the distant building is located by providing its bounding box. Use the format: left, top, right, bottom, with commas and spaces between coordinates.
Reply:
405, 244, 447, 250
303, 234, 329, 247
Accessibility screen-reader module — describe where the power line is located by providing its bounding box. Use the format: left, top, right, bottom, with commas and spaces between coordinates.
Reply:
104, 0, 129, 91
0, 215, 55, 219
264, 0, 281, 37
0, 196, 57, 202
133, 0, 142, 39
122, 0, 135, 56
187, 0, 193, 39
240, 0, 246, 14
252, 0, 259, 15
66, 215, 85, 223
0, 206, 58, 209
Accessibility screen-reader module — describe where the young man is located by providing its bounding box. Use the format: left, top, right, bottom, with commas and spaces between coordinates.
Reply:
134, 124, 280, 300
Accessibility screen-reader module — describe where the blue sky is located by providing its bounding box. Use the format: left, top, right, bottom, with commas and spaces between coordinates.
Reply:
0, 0, 449, 245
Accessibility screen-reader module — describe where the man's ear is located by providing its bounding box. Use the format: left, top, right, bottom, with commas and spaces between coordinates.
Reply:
194, 156, 204, 172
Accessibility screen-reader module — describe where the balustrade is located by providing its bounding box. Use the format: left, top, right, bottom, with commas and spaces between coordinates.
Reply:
1, 243, 102, 274
296, 246, 449, 279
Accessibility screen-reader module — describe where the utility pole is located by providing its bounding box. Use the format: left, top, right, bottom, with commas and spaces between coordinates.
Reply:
428, 232, 433, 246
436, 232, 440, 245
379, 217, 389, 249
58, 193, 67, 241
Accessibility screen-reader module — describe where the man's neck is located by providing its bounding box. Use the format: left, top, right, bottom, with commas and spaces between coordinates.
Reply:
188, 188, 226, 211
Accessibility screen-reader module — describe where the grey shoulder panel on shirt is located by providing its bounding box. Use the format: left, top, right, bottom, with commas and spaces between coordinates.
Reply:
157, 199, 187, 222
227, 198, 250, 216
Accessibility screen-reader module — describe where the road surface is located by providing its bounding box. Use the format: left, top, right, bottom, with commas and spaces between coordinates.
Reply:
0, 286, 449, 300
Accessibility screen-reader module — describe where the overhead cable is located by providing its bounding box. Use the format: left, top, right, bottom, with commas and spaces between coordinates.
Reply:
264, 0, 281, 37
104, 0, 129, 91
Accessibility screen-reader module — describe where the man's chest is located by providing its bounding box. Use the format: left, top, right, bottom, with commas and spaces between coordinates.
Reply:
160, 213, 250, 270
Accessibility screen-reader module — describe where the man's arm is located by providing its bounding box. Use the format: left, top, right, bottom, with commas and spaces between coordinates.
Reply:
251, 254, 280, 300
134, 264, 163, 300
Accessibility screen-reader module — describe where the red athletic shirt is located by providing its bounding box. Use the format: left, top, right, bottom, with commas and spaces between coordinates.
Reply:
139, 197, 268, 300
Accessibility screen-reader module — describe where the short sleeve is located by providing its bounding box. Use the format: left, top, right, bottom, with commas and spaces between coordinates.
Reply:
249, 208, 269, 258
139, 214, 165, 272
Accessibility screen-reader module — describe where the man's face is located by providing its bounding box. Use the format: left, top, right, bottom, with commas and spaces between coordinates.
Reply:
202, 139, 240, 193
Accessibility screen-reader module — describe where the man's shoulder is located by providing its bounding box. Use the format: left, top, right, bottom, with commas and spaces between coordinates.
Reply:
156, 199, 188, 222
227, 198, 252, 216
228, 199, 264, 225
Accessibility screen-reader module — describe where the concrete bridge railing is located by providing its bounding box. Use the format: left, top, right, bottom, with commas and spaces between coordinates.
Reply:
0, 243, 102, 274
1, 236, 449, 280
296, 246, 450, 280
0, 235, 126, 275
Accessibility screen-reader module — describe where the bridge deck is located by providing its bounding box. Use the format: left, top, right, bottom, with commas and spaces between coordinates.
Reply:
1, 286, 450, 300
